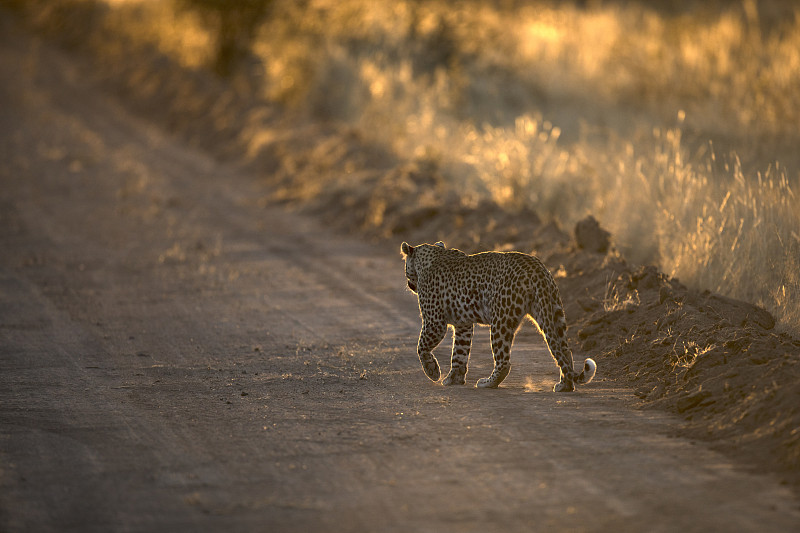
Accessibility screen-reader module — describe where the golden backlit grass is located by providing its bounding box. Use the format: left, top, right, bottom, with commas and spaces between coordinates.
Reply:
256, 0, 800, 332
27, 0, 800, 332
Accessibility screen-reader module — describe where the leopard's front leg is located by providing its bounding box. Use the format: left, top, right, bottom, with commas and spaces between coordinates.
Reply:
442, 324, 472, 385
417, 320, 446, 382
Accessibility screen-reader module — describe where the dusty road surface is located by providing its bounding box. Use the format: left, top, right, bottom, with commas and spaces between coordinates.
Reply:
2, 17, 800, 533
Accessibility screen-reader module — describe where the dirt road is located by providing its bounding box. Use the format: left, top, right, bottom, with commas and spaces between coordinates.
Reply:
1, 16, 799, 532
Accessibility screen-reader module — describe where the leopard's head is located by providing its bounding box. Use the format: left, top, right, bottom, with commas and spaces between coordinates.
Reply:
400, 241, 445, 293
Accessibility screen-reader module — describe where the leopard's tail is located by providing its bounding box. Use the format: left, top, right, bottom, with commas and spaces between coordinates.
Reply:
576, 358, 597, 384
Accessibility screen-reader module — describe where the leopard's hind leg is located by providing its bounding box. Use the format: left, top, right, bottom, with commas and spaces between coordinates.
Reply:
529, 291, 596, 392
547, 303, 578, 392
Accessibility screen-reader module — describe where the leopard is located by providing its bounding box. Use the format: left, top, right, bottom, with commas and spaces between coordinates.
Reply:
401, 241, 596, 392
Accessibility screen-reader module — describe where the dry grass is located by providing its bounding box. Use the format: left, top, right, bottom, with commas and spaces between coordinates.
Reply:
256, 0, 800, 333
23, 0, 800, 333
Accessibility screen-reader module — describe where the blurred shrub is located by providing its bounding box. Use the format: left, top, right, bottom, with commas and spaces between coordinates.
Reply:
179, 0, 275, 77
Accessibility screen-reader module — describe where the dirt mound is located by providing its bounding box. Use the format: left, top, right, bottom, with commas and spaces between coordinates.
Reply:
574, 215, 610, 253
12, 2, 800, 491
553, 223, 800, 486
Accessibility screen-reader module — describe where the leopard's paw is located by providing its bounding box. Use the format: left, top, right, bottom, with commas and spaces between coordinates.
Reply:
476, 377, 499, 389
421, 358, 441, 382
554, 380, 575, 392
442, 371, 466, 386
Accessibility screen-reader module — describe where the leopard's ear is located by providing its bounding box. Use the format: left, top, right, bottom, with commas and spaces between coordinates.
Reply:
434, 241, 445, 248
401, 242, 414, 257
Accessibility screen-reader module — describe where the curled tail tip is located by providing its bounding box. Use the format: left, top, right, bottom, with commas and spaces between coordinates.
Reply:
581, 358, 597, 384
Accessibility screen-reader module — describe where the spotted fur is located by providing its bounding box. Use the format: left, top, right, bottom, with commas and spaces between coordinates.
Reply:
401, 241, 596, 391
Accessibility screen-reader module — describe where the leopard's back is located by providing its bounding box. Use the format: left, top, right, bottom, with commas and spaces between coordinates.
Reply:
425, 251, 557, 325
